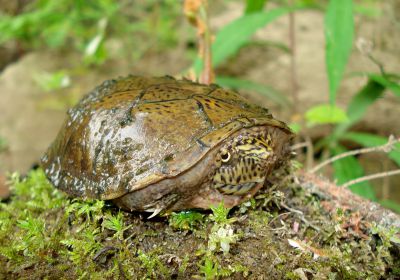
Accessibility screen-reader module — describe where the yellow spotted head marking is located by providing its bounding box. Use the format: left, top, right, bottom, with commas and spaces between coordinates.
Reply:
234, 136, 272, 159
212, 134, 273, 195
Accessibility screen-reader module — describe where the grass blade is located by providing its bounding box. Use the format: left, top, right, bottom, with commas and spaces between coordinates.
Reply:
332, 79, 385, 139
245, 0, 268, 14
325, 0, 354, 103
193, 7, 291, 74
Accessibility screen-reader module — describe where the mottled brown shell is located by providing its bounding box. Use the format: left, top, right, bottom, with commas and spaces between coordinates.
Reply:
41, 76, 292, 200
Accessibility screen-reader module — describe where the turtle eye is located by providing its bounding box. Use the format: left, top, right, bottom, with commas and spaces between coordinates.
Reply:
221, 151, 231, 162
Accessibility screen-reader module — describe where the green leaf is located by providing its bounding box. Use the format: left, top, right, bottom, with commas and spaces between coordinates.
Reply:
288, 123, 301, 133
41, 17, 70, 48
341, 132, 400, 166
245, 39, 291, 53
332, 73, 399, 140
368, 73, 400, 97
332, 79, 385, 139
325, 0, 354, 103
193, 7, 291, 73
244, 0, 268, 14
199, 258, 219, 279
216, 76, 290, 107
332, 145, 376, 200
305, 104, 348, 126
169, 211, 204, 231
346, 80, 384, 123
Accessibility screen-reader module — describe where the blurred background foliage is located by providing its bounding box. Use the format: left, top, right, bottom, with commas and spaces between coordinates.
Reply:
0, 0, 182, 65
0, 0, 399, 211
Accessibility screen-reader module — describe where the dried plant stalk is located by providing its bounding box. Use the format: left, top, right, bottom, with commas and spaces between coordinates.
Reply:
341, 169, 400, 188
310, 135, 399, 173
184, 0, 214, 84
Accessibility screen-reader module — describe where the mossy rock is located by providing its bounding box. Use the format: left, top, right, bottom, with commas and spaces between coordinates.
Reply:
0, 168, 399, 279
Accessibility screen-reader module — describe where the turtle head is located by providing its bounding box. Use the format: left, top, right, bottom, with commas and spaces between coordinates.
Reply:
212, 134, 273, 195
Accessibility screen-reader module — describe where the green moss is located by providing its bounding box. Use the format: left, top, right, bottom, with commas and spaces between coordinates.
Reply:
0, 168, 399, 279
137, 249, 170, 278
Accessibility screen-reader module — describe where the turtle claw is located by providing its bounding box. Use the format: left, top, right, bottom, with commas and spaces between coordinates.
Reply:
147, 207, 163, 219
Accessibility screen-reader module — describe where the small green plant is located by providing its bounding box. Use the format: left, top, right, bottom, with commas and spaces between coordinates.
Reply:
60, 227, 102, 266
370, 223, 400, 248
209, 202, 236, 225
16, 215, 46, 257
191, 203, 241, 278
197, 257, 219, 280
9, 170, 65, 211
206, 203, 239, 254
0, 170, 67, 266
168, 210, 204, 231
102, 211, 131, 241
66, 199, 105, 223
137, 250, 169, 278
207, 224, 239, 254
196, 255, 244, 280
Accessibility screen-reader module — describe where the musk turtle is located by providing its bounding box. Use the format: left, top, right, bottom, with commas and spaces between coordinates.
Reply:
41, 76, 293, 216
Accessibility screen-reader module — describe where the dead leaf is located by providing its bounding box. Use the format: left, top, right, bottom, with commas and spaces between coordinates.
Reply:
288, 239, 327, 260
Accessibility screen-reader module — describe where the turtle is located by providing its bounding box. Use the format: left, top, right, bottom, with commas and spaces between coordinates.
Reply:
41, 75, 294, 216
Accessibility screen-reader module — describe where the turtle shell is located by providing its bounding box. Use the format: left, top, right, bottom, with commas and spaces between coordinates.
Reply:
41, 76, 292, 201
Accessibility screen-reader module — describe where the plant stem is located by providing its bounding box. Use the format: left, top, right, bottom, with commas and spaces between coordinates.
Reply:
341, 169, 400, 188
310, 135, 400, 173
290, 142, 308, 150
382, 159, 390, 200
199, 1, 214, 84
281, 202, 322, 232
184, 0, 214, 84
288, 0, 298, 113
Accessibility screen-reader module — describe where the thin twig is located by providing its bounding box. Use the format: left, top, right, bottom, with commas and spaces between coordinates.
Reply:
382, 159, 390, 200
341, 169, 400, 188
290, 139, 313, 169
118, 261, 127, 280
305, 136, 314, 171
367, 53, 386, 76
268, 212, 291, 226
291, 142, 308, 150
310, 135, 399, 173
281, 202, 322, 232
92, 246, 118, 262
288, 0, 298, 113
